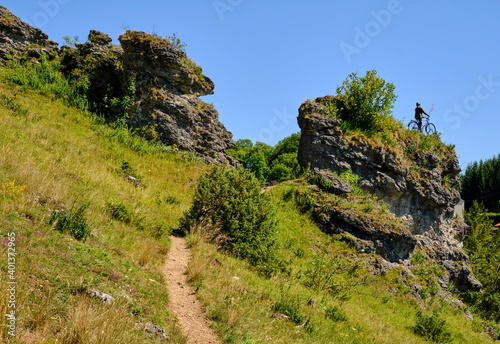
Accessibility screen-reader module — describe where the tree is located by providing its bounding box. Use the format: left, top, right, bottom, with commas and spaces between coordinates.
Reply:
333, 70, 397, 132
463, 201, 500, 321
461, 154, 500, 213
226, 134, 301, 182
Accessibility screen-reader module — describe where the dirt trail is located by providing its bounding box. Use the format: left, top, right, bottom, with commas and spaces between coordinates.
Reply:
162, 235, 221, 344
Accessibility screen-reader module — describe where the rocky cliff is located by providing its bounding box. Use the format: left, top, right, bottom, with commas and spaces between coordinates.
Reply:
297, 96, 480, 291
0, 8, 236, 165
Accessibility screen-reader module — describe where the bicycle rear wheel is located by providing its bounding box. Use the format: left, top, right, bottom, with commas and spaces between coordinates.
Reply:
408, 120, 419, 131
425, 123, 436, 135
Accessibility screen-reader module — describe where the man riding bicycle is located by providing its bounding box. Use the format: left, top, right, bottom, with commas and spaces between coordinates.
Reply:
415, 102, 429, 133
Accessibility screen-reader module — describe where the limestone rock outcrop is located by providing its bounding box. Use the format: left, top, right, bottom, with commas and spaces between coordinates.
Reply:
0, 7, 58, 60
297, 96, 481, 291
58, 29, 237, 164
118, 31, 237, 165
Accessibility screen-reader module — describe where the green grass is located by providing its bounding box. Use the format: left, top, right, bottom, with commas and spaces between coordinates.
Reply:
0, 71, 207, 343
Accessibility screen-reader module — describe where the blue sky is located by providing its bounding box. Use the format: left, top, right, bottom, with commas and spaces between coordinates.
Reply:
4, 0, 500, 169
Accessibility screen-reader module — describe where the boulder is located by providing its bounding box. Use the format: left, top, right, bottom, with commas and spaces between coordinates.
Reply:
312, 168, 353, 195
87, 288, 115, 305
136, 322, 169, 341
118, 30, 237, 165
88, 30, 112, 45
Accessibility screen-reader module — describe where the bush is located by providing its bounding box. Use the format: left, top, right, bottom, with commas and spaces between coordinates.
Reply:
49, 203, 91, 241
180, 165, 280, 272
330, 70, 397, 133
107, 201, 133, 224
325, 305, 349, 323
7, 54, 88, 111
412, 310, 452, 343
294, 188, 316, 213
462, 201, 500, 321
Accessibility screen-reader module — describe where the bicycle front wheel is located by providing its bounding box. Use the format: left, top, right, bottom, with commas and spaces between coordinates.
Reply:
425, 123, 436, 135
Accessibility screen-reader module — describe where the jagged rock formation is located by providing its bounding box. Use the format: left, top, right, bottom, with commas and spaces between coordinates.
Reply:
118, 31, 237, 165
0, 7, 236, 164
0, 7, 58, 60
297, 96, 481, 291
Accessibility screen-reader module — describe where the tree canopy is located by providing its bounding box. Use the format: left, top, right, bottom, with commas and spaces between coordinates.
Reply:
227, 133, 301, 182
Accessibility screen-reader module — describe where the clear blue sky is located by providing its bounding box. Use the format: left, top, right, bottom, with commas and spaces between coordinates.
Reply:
4, 0, 500, 170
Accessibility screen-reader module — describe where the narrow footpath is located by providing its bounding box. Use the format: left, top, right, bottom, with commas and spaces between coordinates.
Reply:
162, 235, 221, 344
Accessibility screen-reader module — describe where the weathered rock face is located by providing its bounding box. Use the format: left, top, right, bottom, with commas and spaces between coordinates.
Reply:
0, 7, 58, 60
298, 96, 481, 291
118, 31, 237, 165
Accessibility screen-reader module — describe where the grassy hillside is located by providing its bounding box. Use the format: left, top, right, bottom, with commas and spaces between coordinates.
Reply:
0, 66, 206, 343
185, 180, 494, 343
0, 58, 497, 344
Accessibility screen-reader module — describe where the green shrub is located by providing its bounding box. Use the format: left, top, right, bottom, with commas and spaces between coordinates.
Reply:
325, 305, 349, 323
282, 186, 296, 202
330, 70, 397, 133
294, 188, 316, 212
107, 201, 133, 224
7, 54, 88, 111
412, 310, 452, 343
49, 203, 91, 241
180, 165, 280, 272
165, 195, 180, 205
120, 160, 137, 176
0, 94, 29, 116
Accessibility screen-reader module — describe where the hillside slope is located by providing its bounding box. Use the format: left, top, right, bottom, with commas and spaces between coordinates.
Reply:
0, 69, 208, 343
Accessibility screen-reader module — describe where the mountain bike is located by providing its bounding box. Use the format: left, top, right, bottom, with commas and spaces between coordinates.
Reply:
408, 117, 436, 135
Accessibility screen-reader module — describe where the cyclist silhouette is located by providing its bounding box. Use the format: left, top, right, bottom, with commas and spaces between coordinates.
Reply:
415, 102, 429, 133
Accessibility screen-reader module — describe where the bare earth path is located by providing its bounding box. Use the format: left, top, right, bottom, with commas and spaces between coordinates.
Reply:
162, 235, 221, 344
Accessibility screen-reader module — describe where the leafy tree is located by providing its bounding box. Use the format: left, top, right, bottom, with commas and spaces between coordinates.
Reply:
270, 133, 301, 161
227, 133, 301, 182
268, 153, 299, 181
463, 201, 500, 321
332, 70, 397, 132
180, 165, 280, 272
245, 142, 272, 180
